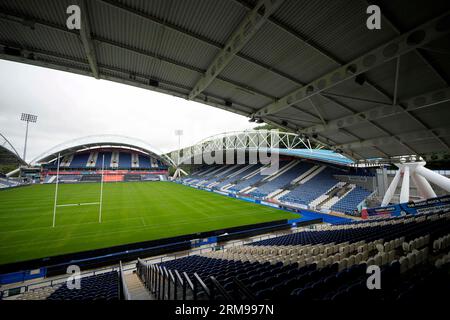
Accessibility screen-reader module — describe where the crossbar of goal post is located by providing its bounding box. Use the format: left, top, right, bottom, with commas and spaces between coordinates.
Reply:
52, 152, 60, 228
99, 154, 105, 223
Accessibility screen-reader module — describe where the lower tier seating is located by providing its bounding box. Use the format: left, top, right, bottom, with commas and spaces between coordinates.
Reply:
149, 211, 450, 300
47, 271, 120, 301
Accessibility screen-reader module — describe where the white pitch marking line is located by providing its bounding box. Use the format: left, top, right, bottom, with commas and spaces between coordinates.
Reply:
56, 202, 100, 207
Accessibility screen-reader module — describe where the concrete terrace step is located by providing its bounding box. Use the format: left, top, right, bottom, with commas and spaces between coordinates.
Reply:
125, 272, 154, 300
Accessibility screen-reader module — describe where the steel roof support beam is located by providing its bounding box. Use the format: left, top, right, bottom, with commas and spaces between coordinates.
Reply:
335, 127, 450, 151
96, 0, 403, 139
252, 11, 450, 117
98, 0, 300, 86
79, 0, 99, 79
188, 0, 285, 99
0, 45, 255, 119
299, 86, 450, 136
0, 11, 275, 102
234, 0, 449, 153
318, 93, 418, 155
366, 0, 449, 86
93, 37, 275, 101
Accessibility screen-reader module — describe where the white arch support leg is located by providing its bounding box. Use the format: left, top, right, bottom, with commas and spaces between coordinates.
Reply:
415, 165, 450, 193
399, 165, 410, 203
381, 168, 402, 206
411, 172, 437, 199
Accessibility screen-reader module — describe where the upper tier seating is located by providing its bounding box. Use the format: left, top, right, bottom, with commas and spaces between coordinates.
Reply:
216, 164, 263, 190
138, 155, 151, 168
181, 163, 374, 215
331, 186, 371, 214
69, 153, 90, 168
95, 152, 112, 168
280, 168, 339, 206
228, 162, 292, 193
119, 152, 132, 169
47, 271, 119, 301
251, 162, 314, 198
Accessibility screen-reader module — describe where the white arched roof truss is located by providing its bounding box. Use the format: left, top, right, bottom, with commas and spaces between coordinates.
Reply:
31, 134, 175, 167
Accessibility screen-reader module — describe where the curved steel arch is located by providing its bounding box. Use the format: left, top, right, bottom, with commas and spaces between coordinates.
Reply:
31, 134, 175, 166
0, 132, 26, 165
168, 130, 355, 166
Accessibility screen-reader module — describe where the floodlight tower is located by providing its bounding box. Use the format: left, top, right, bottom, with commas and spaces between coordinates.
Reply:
173, 130, 187, 179
174, 129, 183, 165
20, 113, 38, 161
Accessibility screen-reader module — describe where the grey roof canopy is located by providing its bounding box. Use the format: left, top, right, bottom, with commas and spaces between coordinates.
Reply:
31, 134, 174, 166
0, 0, 449, 161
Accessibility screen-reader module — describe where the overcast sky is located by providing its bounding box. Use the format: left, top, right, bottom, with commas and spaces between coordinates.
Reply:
0, 60, 257, 162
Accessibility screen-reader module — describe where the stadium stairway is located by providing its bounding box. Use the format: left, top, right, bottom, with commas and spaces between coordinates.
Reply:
124, 272, 153, 300
227, 164, 267, 193
86, 152, 98, 168
111, 152, 119, 168
239, 161, 293, 194
250, 161, 314, 199
60, 154, 73, 167
131, 153, 139, 168
264, 164, 322, 200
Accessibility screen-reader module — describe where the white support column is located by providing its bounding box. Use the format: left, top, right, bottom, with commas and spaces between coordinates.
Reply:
399, 165, 410, 203
381, 168, 402, 206
415, 165, 450, 193
411, 172, 437, 199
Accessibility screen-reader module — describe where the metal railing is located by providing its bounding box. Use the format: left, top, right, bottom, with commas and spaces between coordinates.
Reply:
136, 259, 233, 300
119, 261, 130, 300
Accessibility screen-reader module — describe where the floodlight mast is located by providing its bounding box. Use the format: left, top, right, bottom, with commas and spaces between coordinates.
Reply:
20, 113, 38, 161
174, 130, 183, 166
173, 130, 186, 179
52, 152, 60, 228
99, 154, 105, 223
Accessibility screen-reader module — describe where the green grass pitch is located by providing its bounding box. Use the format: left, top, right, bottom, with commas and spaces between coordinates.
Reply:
0, 182, 298, 265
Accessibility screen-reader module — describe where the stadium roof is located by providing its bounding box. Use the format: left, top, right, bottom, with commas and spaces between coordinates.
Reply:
0, 0, 449, 161
0, 133, 26, 167
174, 130, 357, 167
31, 134, 174, 166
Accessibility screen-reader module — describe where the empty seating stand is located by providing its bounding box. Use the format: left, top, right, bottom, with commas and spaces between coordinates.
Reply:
47, 272, 120, 301
69, 153, 90, 168
137, 210, 450, 301
280, 168, 339, 206
251, 162, 313, 198
119, 152, 132, 169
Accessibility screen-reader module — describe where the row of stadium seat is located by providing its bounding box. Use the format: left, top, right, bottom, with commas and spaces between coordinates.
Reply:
0, 177, 21, 189
46, 152, 166, 169
47, 271, 120, 301
181, 162, 372, 216
14, 271, 121, 301
149, 210, 450, 300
